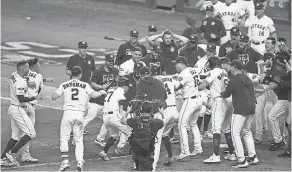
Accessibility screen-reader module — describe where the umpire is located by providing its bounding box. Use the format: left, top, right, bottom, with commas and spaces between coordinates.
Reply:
199, 5, 226, 46
66, 41, 96, 83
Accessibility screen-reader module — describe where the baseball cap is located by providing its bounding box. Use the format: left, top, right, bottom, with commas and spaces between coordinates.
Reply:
206, 5, 214, 11
231, 60, 244, 70
28, 58, 39, 67
239, 35, 249, 43
105, 54, 115, 61
130, 30, 139, 37
220, 57, 231, 65
175, 56, 189, 66
152, 45, 162, 52
71, 66, 82, 76
206, 43, 216, 52
148, 25, 157, 32
78, 41, 88, 48
139, 66, 151, 75
263, 52, 274, 61
189, 34, 199, 43
255, 3, 264, 10
133, 46, 142, 52
230, 27, 240, 36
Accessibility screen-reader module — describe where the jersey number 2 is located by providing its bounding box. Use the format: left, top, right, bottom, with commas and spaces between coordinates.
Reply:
71, 88, 79, 100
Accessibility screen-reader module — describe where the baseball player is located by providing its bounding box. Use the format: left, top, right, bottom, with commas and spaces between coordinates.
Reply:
119, 47, 146, 76
199, 5, 226, 46
85, 54, 119, 146
195, 0, 224, 16
218, 27, 240, 57
115, 30, 147, 66
99, 77, 132, 161
199, 57, 236, 163
52, 66, 107, 171
174, 56, 203, 160
152, 69, 180, 168
221, 60, 258, 168
216, 0, 242, 45
1, 61, 37, 167
240, 3, 277, 56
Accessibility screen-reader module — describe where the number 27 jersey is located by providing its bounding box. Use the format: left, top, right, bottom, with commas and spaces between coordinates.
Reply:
55, 79, 94, 112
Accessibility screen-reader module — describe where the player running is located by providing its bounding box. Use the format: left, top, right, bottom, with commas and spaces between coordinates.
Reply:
52, 66, 107, 171
199, 57, 236, 163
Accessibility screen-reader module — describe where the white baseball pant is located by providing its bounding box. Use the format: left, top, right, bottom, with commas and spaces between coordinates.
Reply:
211, 97, 233, 134
60, 110, 84, 162
21, 103, 36, 159
220, 30, 231, 45
268, 100, 289, 143
231, 114, 256, 162
153, 107, 179, 171
8, 104, 36, 140
103, 113, 131, 148
178, 97, 203, 155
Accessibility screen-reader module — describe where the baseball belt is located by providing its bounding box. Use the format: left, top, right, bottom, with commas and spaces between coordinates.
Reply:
183, 95, 200, 100
103, 111, 114, 115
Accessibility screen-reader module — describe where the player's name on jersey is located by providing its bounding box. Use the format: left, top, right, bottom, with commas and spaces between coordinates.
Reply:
250, 24, 266, 30
1, 41, 117, 65
161, 77, 173, 83
62, 82, 87, 89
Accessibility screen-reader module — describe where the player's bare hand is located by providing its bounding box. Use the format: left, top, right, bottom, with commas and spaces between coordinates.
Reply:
45, 77, 54, 82
99, 90, 107, 95
27, 81, 36, 89
255, 88, 265, 93
256, 60, 265, 66
210, 33, 216, 39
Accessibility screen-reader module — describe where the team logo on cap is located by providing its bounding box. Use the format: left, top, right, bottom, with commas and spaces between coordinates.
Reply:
170, 47, 175, 52
88, 61, 91, 65
211, 22, 215, 25
203, 21, 207, 25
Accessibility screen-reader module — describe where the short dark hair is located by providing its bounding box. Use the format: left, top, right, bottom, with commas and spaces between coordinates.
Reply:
208, 56, 221, 69
28, 58, 39, 67
266, 37, 276, 45
142, 101, 152, 113
71, 66, 82, 77
17, 61, 28, 69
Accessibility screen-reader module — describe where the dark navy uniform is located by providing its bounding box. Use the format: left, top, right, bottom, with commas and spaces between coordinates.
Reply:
199, 5, 226, 46
141, 45, 166, 75
115, 30, 147, 66
160, 40, 182, 75
66, 41, 96, 83
227, 35, 262, 74
179, 34, 206, 67
218, 27, 240, 57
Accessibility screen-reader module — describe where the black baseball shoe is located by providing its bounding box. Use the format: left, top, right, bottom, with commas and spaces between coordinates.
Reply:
269, 140, 285, 151
231, 158, 249, 168
247, 154, 259, 165
278, 151, 291, 158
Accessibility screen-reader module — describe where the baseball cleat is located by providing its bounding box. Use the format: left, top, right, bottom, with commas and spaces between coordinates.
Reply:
224, 153, 237, 161
76, 161, 83, 171
190, 150, 203, 157
5, 152, 19, 167
176, 153, 190, 160
254, 139, 261, 145
1, 158, 15, 167
278, 151, 291, 158
247, 155, 259, 165
115, 147, 125, 156
203, 131, 213, 139
94, 139, 106, 147
59, 159, 70, 171
99, 151, 110, 161
164, 157, 174, 166
231, 158, 249, 168
130, 162, 137, 171
21, 156, 39, 163
204, 154, 221, 163
269, 140, 285, 151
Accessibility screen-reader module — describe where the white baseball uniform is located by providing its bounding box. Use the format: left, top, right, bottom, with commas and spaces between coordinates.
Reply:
204, 68, 233, 134
21, 70, 43, 159
102, 87, 131, 148
119, 59, 145, 76
9, 72, 36, 141
244, 15, 276, 55
152, 75, 180, 170
177, 67, 203, 156
217, 3, 241, 44
54, 79, 95, 162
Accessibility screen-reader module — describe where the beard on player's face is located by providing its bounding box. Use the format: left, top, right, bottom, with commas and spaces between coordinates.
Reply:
163, 34, 172, 45
130, 36, 138, 44
231, 35, 239, 42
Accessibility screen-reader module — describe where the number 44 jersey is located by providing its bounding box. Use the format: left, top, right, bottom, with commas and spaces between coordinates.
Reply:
155, 75, 180, 106
55, 79, 95, 112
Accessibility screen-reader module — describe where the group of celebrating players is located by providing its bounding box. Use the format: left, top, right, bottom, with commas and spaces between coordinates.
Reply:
1, 0, 291, 171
